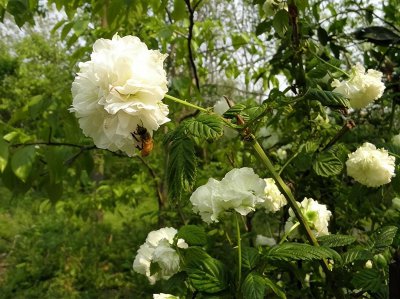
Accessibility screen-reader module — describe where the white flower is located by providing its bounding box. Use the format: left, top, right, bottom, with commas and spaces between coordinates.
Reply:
257, 178, 287, 213
285, 197, 332, 237
133, 227, 187, 284
346, 142, 396, 187
365, 260, 373, 269
153, 294, 179, 299
71, 34, 169, 156
331, 63, 385, 109
255, 235, 277, 247
277, 148, 287, 160
213, 99, 238, 139
190, 168, 266, 223
392, 134, 400, 148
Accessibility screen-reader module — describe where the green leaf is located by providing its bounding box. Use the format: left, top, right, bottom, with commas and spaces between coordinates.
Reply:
185, 248, 228, 293
223, 104, 246, 119
342, 248, 373, 265
177, 225, 207, 246
273, 9, 289, 37
372, 226, 398, 250
266, 243, 341, 261
317, 27, 329, 45
242, 247, 259, 270
171, 0, 186, 21
256, 20, 271, 36
185, 114, 224, 140
351, 269, 383, 292
307, 89, 350, 108
241, 273, 267, 299
0, 137, 9, 173
264, 277, 286, 299
165, 131, 197, 200
317, 234, 356, 247
313, 150, 343, 177
11, 146, 35, 182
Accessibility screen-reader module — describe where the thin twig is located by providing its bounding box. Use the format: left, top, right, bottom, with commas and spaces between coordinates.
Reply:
184, 0, 201, 91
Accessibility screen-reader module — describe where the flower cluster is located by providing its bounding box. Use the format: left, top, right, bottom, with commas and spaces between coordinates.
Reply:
190, 168, 287, 223
285, 197, 332, 237
332, 63, 385, 109
71, 34, 169, 156
346, 142, 396, 187
133, 227, 187, 284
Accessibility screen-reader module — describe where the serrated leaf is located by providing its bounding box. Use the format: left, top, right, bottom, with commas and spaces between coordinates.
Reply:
223, 104, 246, 119
266, 243, 340, 261
0, 138, 9, 173
313, 150, 343, 177
185, 114, 224, 140
185, 248, 228, 293
11, 146, 35, 182
351, 268, 383, 292
165, 134, 197, 200
372, 226, 398, 250
317, 234, 356, 247
264, 277, 286, 299
342, 248, 373, 265
242, 273, 266, 299
273, 9, 289, 37
307, 89, 350, 108
242, 247, 259, 270
177, 225, 207, 246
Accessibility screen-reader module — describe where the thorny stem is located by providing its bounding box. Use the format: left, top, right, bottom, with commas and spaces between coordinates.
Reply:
164, 94, 208, 112
249, 135, 330, 272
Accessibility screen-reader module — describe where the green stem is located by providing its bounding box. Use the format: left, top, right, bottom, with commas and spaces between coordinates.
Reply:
164, 94, 208, 112
310, 52, 350, 77
235, 213, 242, 291
388, 151, 400, 159
249, 135, 330, 271
279, 222, 300, 245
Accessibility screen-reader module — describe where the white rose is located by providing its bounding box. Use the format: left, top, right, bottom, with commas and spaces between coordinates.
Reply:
71, 34, 169, 156
346, 142, 396, 187
392, 134, 400, 148
331, 63, 385, 109
132, 227, 187, 284
189, 178, 224, 223
153, 294, 179, 299
255, 235, 277, 247
285, 197, 332, 237
190, 168, 266, 223
257, 178, 287, 213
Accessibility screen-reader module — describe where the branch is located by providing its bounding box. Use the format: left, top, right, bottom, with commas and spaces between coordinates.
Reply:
184, 0, 201, 91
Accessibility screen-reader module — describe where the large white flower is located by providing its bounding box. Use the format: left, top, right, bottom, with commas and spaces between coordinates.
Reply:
71, 34, 169, 156
132, 227, 187, 284
190, 168, 266, 223
331, 63, 385, 109
346, 142, 396, 187
285, 197, 332, 237
257, 178, 287, 213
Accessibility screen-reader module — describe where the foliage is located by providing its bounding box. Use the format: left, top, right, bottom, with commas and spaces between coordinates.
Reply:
1, 0, 400, 298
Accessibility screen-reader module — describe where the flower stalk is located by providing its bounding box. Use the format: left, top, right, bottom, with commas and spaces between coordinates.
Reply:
249, 135, 330, 271
164, 94, 208, 112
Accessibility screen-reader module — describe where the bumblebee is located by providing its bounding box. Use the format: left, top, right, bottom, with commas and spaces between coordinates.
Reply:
131, 125, 154, 157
